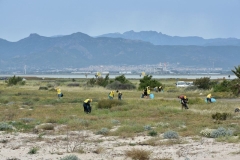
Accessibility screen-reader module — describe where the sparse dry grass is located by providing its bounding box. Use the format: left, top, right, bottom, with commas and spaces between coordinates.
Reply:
125, 148, 151, 160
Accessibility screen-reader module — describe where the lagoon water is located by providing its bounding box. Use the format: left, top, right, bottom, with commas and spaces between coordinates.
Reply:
0, 74, 236, 80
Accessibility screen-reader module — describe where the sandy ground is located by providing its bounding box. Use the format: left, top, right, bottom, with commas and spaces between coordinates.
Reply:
1, 125, 240, 160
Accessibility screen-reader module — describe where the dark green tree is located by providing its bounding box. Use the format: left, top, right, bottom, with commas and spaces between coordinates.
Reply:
115, 74, 130, 84
213, 80, 231, 92
7, 75, 24, 86
96, 74, 110, 87
194, 77, 211, 89
138, 75, 161, 90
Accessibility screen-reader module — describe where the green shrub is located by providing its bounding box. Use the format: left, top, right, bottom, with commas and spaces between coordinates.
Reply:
210, 127, 233, 138
212, 112, 230, 120
39, 86, 48, 90
163, 131, 179, 139
96, 128, 109, 135
111, 119, 120, 125
0, 122, 13, 131
28, 147, 38, 154
114, 74, 130, 84
6, 75, 24, 86
106, 81, 136, 90
138, 75, 162, 90
213, 80, 231, 92
97, 99, 123, 109
144, 125, 152, 131
60, 155, 80, 160
194, 77, 211, 89
87, 78, 96, 86
67, 83, 80, 87
148, 130, 158, 136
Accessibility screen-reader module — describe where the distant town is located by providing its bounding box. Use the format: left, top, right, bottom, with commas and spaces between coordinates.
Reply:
1, 63, 233, 75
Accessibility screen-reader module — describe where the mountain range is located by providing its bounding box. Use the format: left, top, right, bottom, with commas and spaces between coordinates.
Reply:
0, 31, 239, 71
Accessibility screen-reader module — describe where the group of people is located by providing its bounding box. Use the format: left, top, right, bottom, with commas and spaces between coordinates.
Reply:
55, 86, 216, 114
108, 90, 122, 100
154, 86, 163, 92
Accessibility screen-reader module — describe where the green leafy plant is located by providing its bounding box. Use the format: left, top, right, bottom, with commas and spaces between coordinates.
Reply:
28, 147, 39, 154
148, 130, 158, 136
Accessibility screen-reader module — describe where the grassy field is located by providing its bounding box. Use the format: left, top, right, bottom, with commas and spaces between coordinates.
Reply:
0, 77, 240, 142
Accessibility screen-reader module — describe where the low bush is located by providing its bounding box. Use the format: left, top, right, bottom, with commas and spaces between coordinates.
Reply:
212, 112, 230, 120
106, 81, 136, 90
96, 128, 109, 135
125, 148, 151, 160
0, 122, 13, 131
6, 75, 25, 86
148, 130, 158, 137
60, 155, 80, 160
200, 128, 216, 138
39, 86, 48, 90
188, 97, 205, 104
144, 125, 152, 131
67, 83, 80, 87
97, 99, 123, 109
210, 127, 233, 138
163, 130, 179, 139
28, 147, 38, 154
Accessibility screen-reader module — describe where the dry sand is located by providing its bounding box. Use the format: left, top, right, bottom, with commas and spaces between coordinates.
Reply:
1, 125, 240, 160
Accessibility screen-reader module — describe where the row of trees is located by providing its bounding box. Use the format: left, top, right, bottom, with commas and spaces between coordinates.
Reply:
86, 65, 240, 96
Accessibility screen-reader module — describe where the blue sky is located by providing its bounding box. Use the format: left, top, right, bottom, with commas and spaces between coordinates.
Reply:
1, 0, 240, 42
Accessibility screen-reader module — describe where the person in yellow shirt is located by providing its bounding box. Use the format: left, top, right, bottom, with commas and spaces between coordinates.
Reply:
108, 91, 114, 99
83, 99, 92, 114
206, 94, 212, 103
147, 86, 151, 98
55, 87, 62, 99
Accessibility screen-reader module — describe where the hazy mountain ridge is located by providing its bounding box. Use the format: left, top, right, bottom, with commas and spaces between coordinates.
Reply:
99, 30, 240, 46
0, 31, 239, 71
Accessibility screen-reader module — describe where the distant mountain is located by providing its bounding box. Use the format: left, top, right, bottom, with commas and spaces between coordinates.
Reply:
99, 30, 240, 46
0, 32, 239, 71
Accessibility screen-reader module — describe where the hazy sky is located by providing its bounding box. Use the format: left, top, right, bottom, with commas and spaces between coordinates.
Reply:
1, 0, 240, 42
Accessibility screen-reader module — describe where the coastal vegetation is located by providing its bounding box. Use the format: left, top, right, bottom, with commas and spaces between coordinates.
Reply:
0, 75, 239, 141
